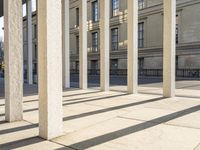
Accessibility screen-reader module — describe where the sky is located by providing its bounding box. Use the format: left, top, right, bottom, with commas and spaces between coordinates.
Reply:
0, 0, 36, 40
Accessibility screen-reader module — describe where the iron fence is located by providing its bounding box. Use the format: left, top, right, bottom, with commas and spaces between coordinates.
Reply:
71, 69, 200, 78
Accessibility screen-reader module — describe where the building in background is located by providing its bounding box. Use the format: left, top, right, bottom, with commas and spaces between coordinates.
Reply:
23, 0, 200, 83
0, 38, 3, 74
69, 0, 200, 73
23, 12, 37, 83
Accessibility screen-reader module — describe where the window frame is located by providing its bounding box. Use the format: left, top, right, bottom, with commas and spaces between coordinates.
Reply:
111, 28, 119, 51
92, 0, 99, 22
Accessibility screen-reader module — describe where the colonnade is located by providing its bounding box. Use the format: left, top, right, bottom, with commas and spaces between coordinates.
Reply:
3, 0, 176, 139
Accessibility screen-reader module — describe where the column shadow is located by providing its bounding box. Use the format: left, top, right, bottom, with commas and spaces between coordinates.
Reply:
63, 97, 164, 121
0, 136, 45, 150
60, 104, 200, 150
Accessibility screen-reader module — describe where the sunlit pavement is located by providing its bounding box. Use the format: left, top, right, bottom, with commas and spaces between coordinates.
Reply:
0, 79, 200, 149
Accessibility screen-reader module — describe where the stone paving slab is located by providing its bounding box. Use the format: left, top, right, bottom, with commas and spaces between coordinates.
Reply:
0, 86, 200, 149
53, 117, 200, 150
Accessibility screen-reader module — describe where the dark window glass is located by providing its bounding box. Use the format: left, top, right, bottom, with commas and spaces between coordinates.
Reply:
76, 35, 79, 54
110, 59, 118, 69
92, 1, 99, 22
111, 0, 119, 17
34, 24, 37, 39
138, 22, 144, 48
176, 14, 179, 44
138, 58, 144, 69
92, 32, 98, 53
138, 0, 145, 10
76, 7, 79, 26
91, 60, 98, 69
111, 28, 119, 51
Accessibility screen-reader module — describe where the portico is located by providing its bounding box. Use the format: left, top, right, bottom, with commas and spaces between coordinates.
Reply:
0, 0, 176, 140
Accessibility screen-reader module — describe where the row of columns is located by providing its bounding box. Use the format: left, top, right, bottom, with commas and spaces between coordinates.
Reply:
3, 0, 176, 139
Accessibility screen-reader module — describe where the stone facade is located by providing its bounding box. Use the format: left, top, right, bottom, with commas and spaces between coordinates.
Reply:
23, 0, 200, 80
69, 0, 200, 70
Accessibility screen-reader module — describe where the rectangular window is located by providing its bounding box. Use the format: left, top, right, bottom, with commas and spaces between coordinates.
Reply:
76, 7, 79, 26
34, 44, 37, 59
91, 60, 98, 69
34, 24, 37, 39
111, 0, 119, 17
75, 61, 79, 71
138, 0, 145, 10
111, 28, 119, 51
138, 58, 144, 69
138, 22, 144, 48
176, 14, 179, 44
92, 1, 99, 22
76, 35, 79, 54
92, 32, 98, 53
110, 59, 118, 69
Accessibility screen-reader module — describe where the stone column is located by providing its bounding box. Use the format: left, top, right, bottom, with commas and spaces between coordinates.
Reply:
127, 0, 138, 94
38, 0, 63, 139
62, 0, 70, 88
79, 0, 87, 89
27, 0, 33, 84
4, 0, 23, 122
163, 0, 176, 97
100, 0, 110, 91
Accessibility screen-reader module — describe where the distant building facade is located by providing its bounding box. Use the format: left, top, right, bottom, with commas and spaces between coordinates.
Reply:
23, 0, 200, 82
0, 38, 3, 72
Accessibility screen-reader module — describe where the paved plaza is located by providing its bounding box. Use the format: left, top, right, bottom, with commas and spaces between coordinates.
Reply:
0, 78, 200, 149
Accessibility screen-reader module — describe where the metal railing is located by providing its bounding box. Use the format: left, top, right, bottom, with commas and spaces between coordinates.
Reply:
71, 69, 200, 78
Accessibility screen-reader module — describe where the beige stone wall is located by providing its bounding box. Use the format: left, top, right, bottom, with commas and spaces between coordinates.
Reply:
144, 57, 163, 69
145, 13, 163, 47
179, 3, 200, 43
179, 55, 200, 69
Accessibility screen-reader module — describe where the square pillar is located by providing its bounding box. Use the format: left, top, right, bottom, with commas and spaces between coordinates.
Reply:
163, 0, 176, 97
127, 0, 138, 94
100, 0, 110, 91
62, 0, 70, 88
38, 0, 63, 139
79, 0, 88, 89
4, 0, 23, 122
26, 0, 33, 84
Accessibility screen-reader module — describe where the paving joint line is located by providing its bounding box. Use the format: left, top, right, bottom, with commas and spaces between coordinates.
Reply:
118, 116, 200, 130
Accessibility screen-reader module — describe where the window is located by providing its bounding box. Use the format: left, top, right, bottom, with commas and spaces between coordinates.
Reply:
138, 0, 145, 10
33, 63, 37, 76
34, 24, 37, 39
111, 28, 119, 51
111, 0, 119, 17
176, 14, 179, 44
34, 44, 37, 60
91, 60, 98, 69
138, 22, 144, 48
176, 56, 179, 69
110, 59, 118, 69
75, 61, 79, 71
92, 1, 99, 22
92, 32, 98, 53
138, 58, 144, 70
76, 7, 79, 26
76, 35, 79, 54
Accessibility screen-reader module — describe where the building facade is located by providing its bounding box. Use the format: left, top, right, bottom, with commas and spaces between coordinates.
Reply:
0, 38, 3, 72
23, 0, 200, 82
